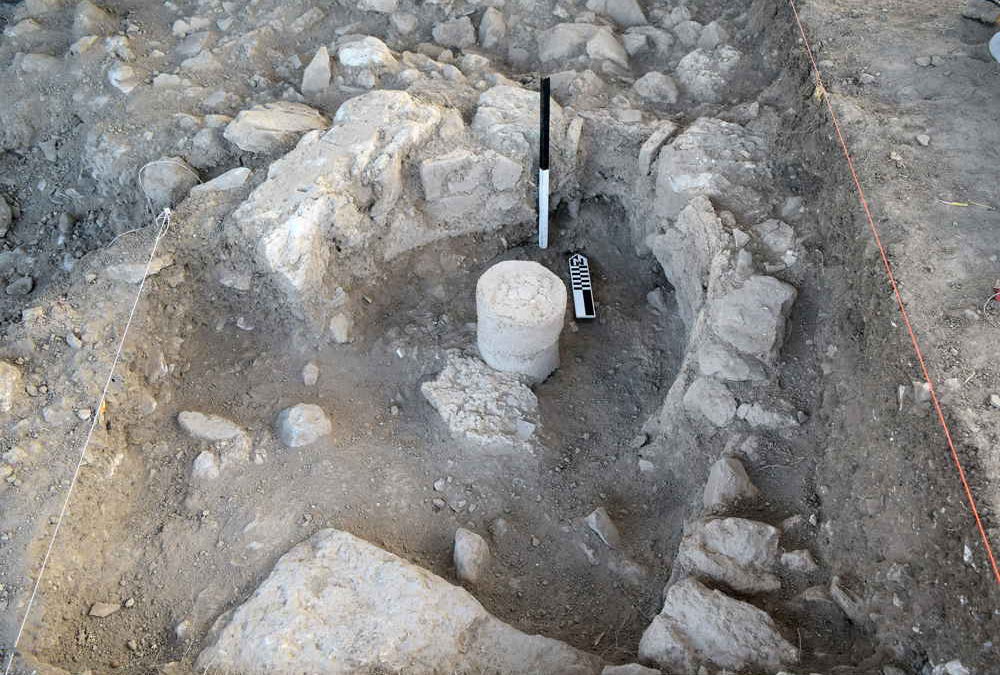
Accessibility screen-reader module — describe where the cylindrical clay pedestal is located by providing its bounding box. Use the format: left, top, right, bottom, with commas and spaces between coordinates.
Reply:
476, 260, 567, 382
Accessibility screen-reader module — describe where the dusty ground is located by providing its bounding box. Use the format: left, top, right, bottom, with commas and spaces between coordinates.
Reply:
0, 0, 998, 673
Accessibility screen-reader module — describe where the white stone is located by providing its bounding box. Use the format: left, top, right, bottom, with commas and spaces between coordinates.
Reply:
140, 156, 198, 208
191, 451, 220, 481
639, 577, 798, 674
710, 276, 797, 364
302, 46, 331, 94
586, 0, 646, 27
358, 0, 397, 12
105, 255, 174, 284
585, 507, 622, 549
0, 360, 23, 413
329, 312, 353, 344
753, 219, 796, 260
674, 517, 782, 593
682, 377, 736, 427
433, 16, 475, 49
189, 167, 250, 194
476, 260, 566, 382
585, 29, 629, 68
390, 12, 417, 34
676, 46, 742, 104
178, 411, 244, 441
781, 549, 819, 573
454, 527, 490, 583
633, 71, 678, 104
0, 197, 11, 237
421, 351, 539, 448
196, 529, 602, 674
479, 7, 506, 50
703, 457, 759, 511
74, 0, 114, 37
276, 403, 332, 447
337, 36, 397, 69
302, 361, 319, 386
224, 102, 328, 154
538, 23, 600, 63
108, 62, 141, 93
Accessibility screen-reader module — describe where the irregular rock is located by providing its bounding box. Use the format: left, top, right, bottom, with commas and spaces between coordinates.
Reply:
633, 71, 678, 104
585, 29, 629, 68
418, 149, 528, 227
189, 167, 250, 194
5, 276, 32, 296
196, 529, 602, 674
586, 0, 647, 27
710, 276, 797, 364
674, 517, 781, 593
301, 46, 331, 94
74, 0, 115, 37
89, 602, 121, 618
433, 16, 475, 49
829, 575, 866, 625
454, 527, 490, 583
539, 23, 627, 69
654, 116, 772, 224
479, 7, 507, 50
421, 351, 539, 448
696, 340, 767, 382
337, 36, 398, 87
753, 219, 795, 259
682, 377, 736, 427
191, 451, 220, 481
302, 361, 319, 386
931, 661, 971, 675
585, 506, 623, 549
639, 577, 797, 674
781, 549, 819, 573
703, 457, 759, 511
602, 666, 660, 675
637, 121, 678, 176
177, 411, 244, 442
0, 196, 11, 237
0, 360, 23, 413
736, 401, 799, 429
648, 196, 727, 328
276, 403, 332, 448
697, 21, 729, 50
104, 255, 174, 284
329, 312, 353, 344
676, 46, 742, 103
107, 62, 141, 93
358, 0, 397, 12
672, 20, 702, 47
140, 157, 198, 208
224, 102, 329, 154
963, 0, 1000, 24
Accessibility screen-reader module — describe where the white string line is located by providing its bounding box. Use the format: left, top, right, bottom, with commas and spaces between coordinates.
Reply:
3, 207, 173, 675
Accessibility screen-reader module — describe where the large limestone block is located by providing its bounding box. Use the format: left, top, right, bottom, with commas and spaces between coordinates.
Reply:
676, 45, 742, 103
224, 101, 329, 154
703, 457, 759, 511
196, 529, 603, 674
638, 577, 798, 674
709, 275, 797, 365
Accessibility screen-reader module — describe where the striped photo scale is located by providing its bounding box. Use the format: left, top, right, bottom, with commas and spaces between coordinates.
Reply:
568, 253, 596, 320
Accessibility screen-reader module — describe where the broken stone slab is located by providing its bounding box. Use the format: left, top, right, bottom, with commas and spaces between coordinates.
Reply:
301, 45, 331, 94
421, 351, 539, 448
682, 376, 736, 427
89, 601, 121, 618
753, 219, 796, 260
585, 507, 623, 549
653, 117, 772, 223
104, 255, 174, 284
432, 16, 475, 49
177, 411, 243, 442
637, 121, 678, 177
696, 340, 767, 382
454, 527, 490, 584
673, 517, 781, 593
418, 148, 529, 228
703, 456, 759, 512
275, 403, 332, 448
196, 528, 603, 674
586, 0, 647, 27
0, 360, 23, 413
736, 401, 800, 429
638, 577, 798, 674
223, 101, 329, 154
709, 275, 797, 365
676, 45, 742, 104
140, 157, 199, 209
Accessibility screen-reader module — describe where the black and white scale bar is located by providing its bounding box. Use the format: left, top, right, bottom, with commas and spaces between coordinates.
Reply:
538, 76, 550, 249
568, 253, 596, 319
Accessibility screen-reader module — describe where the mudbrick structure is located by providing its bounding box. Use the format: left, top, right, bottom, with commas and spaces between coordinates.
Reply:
0, 0, 998, 673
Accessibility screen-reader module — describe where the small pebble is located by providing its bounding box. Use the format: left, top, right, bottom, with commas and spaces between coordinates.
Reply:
914, 55, 932, 67
531, 536, 540, 547
989, 393, 1000, 409
916, 134, 930, 147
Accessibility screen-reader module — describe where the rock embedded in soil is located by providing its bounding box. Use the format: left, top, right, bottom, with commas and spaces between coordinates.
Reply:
638, 577, 798, 674
104, 255, 174, 284
0, 360, 23, 413
224, 102, 329, 154
710, 276, 797, 365
453, 528, 490, 584
673, 517, 781, 593
479, 7, 506, 50
177, 411, 244, 442
0, 196, 11, 237
703, 456, 759, 511
191, 451, 220, 481
195, 528, 603, 674
4, 276, 32, 296
275, 403, 332, 448
421, 351, 539, 448
190, 167, 251, 194
302, 361, 319, 386
633, 71, 678, 104
676, 46, 742, 104
140, 157, 199, 209
89, 602, 121, 618
682, 376, 736, 427
433, 16, 475, 49
585, 507, 623, 549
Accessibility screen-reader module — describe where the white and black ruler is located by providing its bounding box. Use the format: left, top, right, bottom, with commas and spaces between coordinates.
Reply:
568, 253, 596, 319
